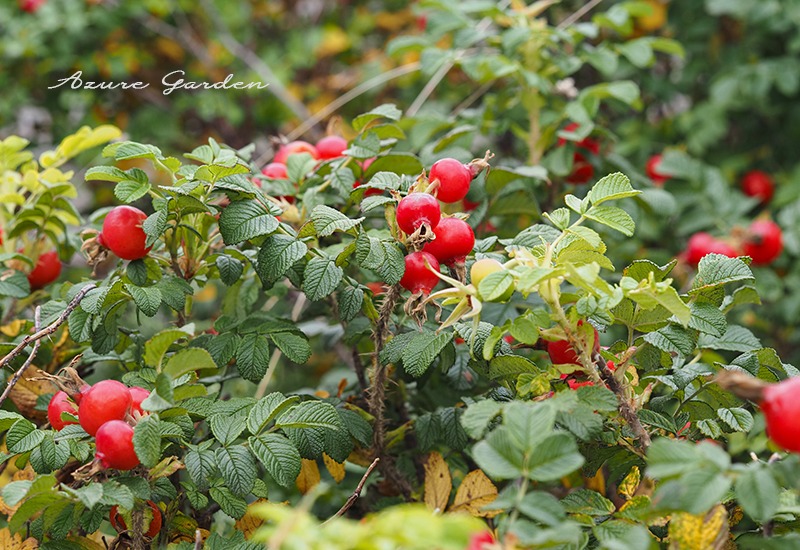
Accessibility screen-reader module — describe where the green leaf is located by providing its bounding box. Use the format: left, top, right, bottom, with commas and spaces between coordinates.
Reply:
270, 332, 311, 364
125, 284, 162, 317
235, 334, 271, 382
209, 414, 248, 446
85, 166, 128, 183
101, 480, 135, 510
477, 270, 515, 301
216, 254, 244, 286
488, 356, 539, 379
216, 446, 256, 496
687, 302, 727, 337
401, 331, 452, 377
735, 467, 779, 522
142, 208, 168, 247
353, 104, 402, 132
275, 401, 342, 432
114, 174, 151, 204
561, 489, 615, 516
587, 172, 641, 205
698, 325, 760, 352
338, 287, 364, 323
249, 434, 302, 488
133, 415, 161, 468
209, 486, 247, 519
0, 271, 32, 298
256, 235, 308, 284
472, 427, 524, 480
504, 401, 556, 452
218, 200, 279, 244
6, 420, 46, 453
691, 254, 754, 294
163, 348, 216, 379
643, 324, 696, 356
303, 257, 343, 301
717, 407, 754, 432
527, 433, 585, 481
584, 205, 635, 236
185, 445, 217, 491
247, 393, 300, 435
310, 205, 364, 237
144, 329, 188, 369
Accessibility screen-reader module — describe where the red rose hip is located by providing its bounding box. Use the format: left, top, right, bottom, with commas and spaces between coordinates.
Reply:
743, 220, 783, 265
78, 380, 132, 436
741, 170, 774, 204
399, 251, 440, 294
27, 250, 62, 290
261, 163, 288, 179
274, 141, 319, 164
95, 420, 139, 470
110, 500, 162, 538
423, 218, 475, 265
102, 206, 151, 260
129, 386, 150, 417
316, 136, 348, 160
646, 154, 669, 186
47, 391, 78, 431
761, 377, 800, 452
429, 158, 472, 203
396, 193, 441, 235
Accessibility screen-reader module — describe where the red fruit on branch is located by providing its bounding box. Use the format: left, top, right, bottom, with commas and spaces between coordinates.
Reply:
102, 206, 151, 260
743, 219, 783, 265
399, 251, 440, 294
261, 162, 288, 179
547, 325, 600, 365
762, 377, 800, 452
741, 170, 774, 204
78, 380, 132, 436
566, 152, 594, 185
466, 531, 495, 550
685, 232, 737, 267
19, 0, 45, 13
27, 250, 62, 290
396, 193, 441, 234
110, 500, 162, 538
429, 158, 473, 203
47, 391, 79, 431
274, 141, 319, 164
129, 386, 150, 417
646, 154, 669, 186
423, 218, 475, 265
316, 136, 348, 160
95, 420, 139, 470
558, 122, 600, 154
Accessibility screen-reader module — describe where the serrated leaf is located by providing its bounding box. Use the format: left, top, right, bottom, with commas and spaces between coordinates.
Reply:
249, 434, 302, 488
686, 302, 726, 337
247, 393, 300, 435
235, 334, 270, 382
133, 415, 161, 468
303, 257, 343, 301
450, 469, 498, 517
125, 284, 162, 317
216, 255, 244, 286
643, 324, 696, 356
163, 347, 216, 379
256, 235, 308, 284
218, 201, 279, 244
717, 407, 753, 432
209, 486, 247, 519
588, 172, 641, 205
691, 254, 754, 294
310, 205, 364, 237
338, 287, 364, 322
584, 205, 635, 236
735, 467, 779, 522
699, 325, 760, 352
353, 104, 402, 132
6, 420, 45, 453
209, 414, 248, 446
401, 331, 452, 377
276, 401, 342, 431
216, 446, 256, 496
270, 332, 311, 364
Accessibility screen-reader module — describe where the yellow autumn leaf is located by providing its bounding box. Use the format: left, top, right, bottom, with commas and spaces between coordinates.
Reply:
668, 505, 729, 550
45, 125, 122, 167
449, 469, 499, 518
585, 468, 606, 495
0, 320, 24, 337
9, 367, 52, 423
323, 453, 346, 483
0, 527, 38, 550
423, 451, 452, 513
618, 466, 641, 500
296, 459, 321, 494
235, 499, 268, 539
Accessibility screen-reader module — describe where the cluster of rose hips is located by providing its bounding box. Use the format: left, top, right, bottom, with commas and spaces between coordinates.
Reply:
395, 158, 480, 294
683, 219, 783, 267
47, 380, 148, 470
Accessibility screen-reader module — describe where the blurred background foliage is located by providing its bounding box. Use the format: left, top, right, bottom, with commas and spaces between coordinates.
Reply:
3, 0, 800, 364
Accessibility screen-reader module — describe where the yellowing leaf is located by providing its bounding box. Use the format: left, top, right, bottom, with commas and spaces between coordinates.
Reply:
668, 505, 728, 550
296, 459, 321, 494
449, 469, 499, 517
423, 451, 452, 513
618, 466, 641, 500
44, 125, 122, 167
0, 320, 25, 337
0, 527, 38, 550
149, 456, 185, 479
585, 467, 606, 495
323, 453, 345, 483
235, 499, 267, 539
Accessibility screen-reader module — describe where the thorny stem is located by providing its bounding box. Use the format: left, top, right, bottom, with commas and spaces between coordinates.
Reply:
595, 351, 651, 451
131, 507, 145, 550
